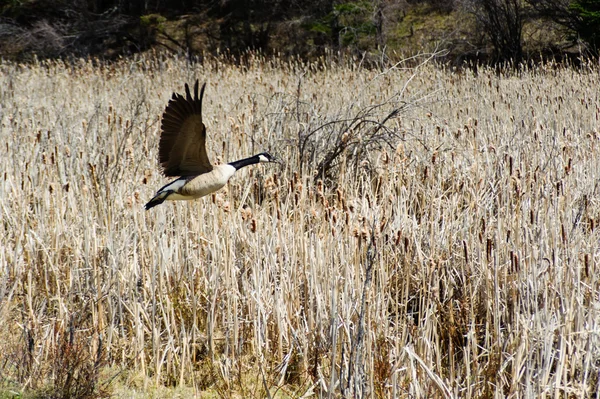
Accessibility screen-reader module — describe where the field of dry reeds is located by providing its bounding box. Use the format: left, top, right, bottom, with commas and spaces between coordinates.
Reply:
1, 54, 599, 398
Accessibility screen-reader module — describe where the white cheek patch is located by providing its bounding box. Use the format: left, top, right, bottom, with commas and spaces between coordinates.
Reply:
222, 164, 237, 177
258, 154, 269, 163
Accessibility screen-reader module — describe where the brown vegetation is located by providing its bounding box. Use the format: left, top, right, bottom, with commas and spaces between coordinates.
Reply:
0, 54, 599, 398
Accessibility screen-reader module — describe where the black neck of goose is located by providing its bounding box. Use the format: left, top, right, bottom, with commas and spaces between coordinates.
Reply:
228, 154, 261, 170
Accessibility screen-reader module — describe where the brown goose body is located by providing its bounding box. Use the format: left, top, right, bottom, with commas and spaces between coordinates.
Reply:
145, 81, 275, 210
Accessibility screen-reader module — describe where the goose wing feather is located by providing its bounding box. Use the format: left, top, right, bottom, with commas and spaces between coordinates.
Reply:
159, 80, 213, 176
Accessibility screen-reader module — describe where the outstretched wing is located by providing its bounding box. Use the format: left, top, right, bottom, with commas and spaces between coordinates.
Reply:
158, 80, 213, 176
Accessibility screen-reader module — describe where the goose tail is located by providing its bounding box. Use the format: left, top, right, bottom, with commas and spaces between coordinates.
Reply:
145, 191, 170, 210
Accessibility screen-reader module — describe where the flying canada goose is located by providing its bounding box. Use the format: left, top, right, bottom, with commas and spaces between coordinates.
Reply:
145, 80, 275, 210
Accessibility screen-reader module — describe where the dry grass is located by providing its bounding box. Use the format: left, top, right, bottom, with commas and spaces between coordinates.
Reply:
1, 53, 599, 398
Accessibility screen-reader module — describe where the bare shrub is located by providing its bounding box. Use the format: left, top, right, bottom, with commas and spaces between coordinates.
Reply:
23, 20, 68, 56
1, 309, 110, 399
460, 0, 526, 63
0, 19, 26, 55
266, 51, 443, 183
0, 6, 131, 59
41, 317, 110, 399
0, 19, 66, 58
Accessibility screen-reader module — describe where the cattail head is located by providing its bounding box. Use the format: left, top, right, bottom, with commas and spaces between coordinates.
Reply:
241, 207, 253, 221
222, 201, 230, 212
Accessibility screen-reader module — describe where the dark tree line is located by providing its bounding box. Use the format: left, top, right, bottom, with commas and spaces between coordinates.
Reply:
462, 0, 600, 64
529, 0, 600, 52
0, 0, 599, 63
0, 0, 341, 58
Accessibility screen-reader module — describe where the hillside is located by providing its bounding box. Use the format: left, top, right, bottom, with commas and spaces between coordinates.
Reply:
0, 0, 587, 64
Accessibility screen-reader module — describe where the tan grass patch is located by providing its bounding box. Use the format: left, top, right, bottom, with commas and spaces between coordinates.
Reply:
1, 55, 599, 398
